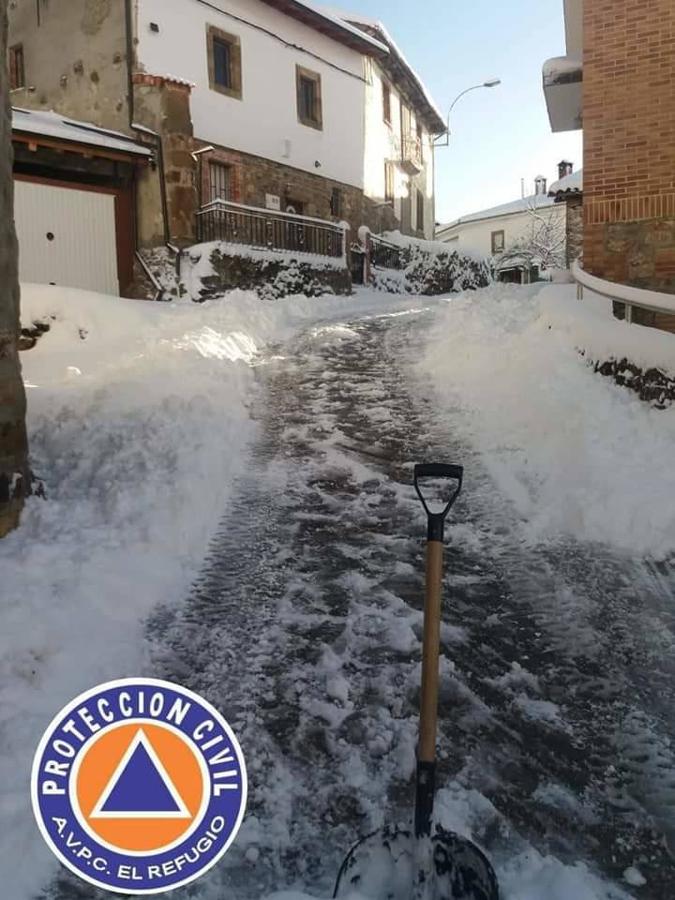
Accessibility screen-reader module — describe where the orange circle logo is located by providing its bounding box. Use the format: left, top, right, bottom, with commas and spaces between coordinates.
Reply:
71, 720, 209, 855
32, 679, 247, 895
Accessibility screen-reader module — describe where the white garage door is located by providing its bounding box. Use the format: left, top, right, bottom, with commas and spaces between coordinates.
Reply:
14, 179, 119, 295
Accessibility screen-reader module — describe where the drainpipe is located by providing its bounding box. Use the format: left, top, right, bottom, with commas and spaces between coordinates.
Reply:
124, 0, 170, 247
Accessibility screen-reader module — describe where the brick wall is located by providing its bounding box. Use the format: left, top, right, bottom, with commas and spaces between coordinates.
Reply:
583, 0, 675, 293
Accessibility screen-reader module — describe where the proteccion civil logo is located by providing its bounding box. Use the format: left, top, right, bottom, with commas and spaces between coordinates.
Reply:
31, 678, 248, 895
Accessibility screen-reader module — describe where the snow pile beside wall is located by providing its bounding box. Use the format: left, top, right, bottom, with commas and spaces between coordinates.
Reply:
540, 286, 675, 407
185, 241, 352, 301
371, 231, 491, 295
0, 283, 432, 900
422, 283, 675, 557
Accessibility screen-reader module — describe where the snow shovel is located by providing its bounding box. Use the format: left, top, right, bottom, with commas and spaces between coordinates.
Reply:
334, 464, 500, 900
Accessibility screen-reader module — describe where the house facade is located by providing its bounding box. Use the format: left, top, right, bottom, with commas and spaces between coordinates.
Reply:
543, 0, 675, 305
8, 0, 444, 294
436, 175, 567, 283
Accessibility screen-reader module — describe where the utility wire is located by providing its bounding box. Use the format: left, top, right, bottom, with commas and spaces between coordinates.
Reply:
194, 0, 370, 83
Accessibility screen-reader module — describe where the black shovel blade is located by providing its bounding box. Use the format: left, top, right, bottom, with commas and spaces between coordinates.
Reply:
334, 824, 500, 900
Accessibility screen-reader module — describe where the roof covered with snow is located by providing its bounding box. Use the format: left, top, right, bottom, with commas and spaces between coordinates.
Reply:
549, 169, 583, 197
438, 192, 557, 232
12, 108, 152, 157
258, 0, 388, 55
319, 5, 446, 133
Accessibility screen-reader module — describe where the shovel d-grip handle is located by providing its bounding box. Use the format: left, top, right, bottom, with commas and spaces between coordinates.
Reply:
414, 463, 464, 542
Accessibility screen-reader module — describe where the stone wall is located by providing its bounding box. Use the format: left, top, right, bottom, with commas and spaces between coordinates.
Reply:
566, 195, 583, 267
1, 0, 30, 537
133, 75, 197, 247
197, 141, 363, 241
583, 0, 675, 294
8, 0, 129, 134
586, 218, 675, 296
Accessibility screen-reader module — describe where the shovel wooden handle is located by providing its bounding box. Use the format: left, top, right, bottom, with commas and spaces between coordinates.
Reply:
419, 540, 444, 763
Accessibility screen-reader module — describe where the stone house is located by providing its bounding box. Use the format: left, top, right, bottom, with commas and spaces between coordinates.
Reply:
8, 0, 445, 295
436, 174, 568, 284
543, 0, 675, 319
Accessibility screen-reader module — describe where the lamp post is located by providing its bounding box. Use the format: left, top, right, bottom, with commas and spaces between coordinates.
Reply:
435, 79, 501, 147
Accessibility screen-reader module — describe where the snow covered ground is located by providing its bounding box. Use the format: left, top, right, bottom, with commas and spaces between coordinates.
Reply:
423, 283, 675, 557
1, 281, 673, 900
0, 284, 433, 900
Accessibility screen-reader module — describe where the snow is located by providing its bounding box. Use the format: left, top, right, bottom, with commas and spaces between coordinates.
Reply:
319, 6, 445, 129
550, 169, 583, 196
0, 283, 434, 900
271, 0, 389, 53
2, 279, 667, 900
12, 107, 151, 157
623, 867, 647, 888
422, 283, 675, 557
438, 192, 556, 232
543, 55, 583, 84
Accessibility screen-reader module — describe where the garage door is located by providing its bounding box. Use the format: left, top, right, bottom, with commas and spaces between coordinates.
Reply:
14, 179, 119, 296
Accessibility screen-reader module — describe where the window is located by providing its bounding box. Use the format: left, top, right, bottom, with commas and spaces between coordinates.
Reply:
209, 161, 231, 202
491, 230, 505, 254
330, 187, 342, 218
417, 119, 424, 162
296, 66, 322, 129
416, 189, 425, 234
207, 26, 242, 99
382, 80, 391, 125
401, 103, 412, 140
384, 162, 395, 203
9, 44, 25, 90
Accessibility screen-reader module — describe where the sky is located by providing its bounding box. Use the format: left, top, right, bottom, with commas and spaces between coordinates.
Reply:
337, 0, 583, 224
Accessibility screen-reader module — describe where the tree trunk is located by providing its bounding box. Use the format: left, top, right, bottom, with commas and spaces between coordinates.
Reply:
0, 0, 29, 538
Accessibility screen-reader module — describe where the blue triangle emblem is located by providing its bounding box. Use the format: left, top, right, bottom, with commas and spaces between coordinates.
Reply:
90, 730, 190, 819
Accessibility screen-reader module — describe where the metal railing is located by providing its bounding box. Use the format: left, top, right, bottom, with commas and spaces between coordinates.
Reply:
572, 260, 675, 323
196, 199, 348, 260
370, 233, 405, 270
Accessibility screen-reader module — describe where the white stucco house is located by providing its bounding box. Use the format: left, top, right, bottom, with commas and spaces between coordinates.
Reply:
436, 172, 569, 283
8, 0, 446, 296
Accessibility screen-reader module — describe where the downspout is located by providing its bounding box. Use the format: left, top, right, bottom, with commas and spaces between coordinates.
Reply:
124, 0, 171, 250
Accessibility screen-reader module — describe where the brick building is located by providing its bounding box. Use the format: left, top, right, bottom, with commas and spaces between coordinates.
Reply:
8, 0, 445, 296
543, 0, 675, 306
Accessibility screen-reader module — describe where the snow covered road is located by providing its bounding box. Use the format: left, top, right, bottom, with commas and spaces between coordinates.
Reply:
145, 308, 670, 898
11, 286, 675, 900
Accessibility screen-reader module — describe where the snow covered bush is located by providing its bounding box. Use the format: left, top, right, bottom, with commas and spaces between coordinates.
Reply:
400, 242, 492, 295
369, 231, 491, 295
192, 244, 351, 301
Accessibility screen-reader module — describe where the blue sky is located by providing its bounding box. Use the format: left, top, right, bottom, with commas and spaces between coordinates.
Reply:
340, 0, 583, 224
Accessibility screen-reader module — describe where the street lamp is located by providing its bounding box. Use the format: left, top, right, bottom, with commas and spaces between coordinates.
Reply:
435, 79, 502, 147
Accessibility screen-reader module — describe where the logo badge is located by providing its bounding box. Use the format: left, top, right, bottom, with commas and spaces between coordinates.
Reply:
31, 678, 247, 894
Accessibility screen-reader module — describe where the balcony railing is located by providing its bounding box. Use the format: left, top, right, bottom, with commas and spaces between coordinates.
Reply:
401, 135, 423, 175
195, 199, 348, 260
370, 233, 404, 270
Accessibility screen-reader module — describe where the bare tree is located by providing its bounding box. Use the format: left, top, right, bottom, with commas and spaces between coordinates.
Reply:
496, 198, 567, 277
0, 0, 29, 537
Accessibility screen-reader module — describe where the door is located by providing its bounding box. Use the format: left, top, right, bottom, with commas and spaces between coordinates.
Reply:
14, 179, 119, 295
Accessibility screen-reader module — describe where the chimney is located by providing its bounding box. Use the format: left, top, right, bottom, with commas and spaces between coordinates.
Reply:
534, 175, 547, 196
558, 160, 573, 180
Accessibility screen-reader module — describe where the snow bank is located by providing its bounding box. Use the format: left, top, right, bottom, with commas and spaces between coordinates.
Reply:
541, 284, 675, 374
0, 284, 432, 900
422, 283, 675, 556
